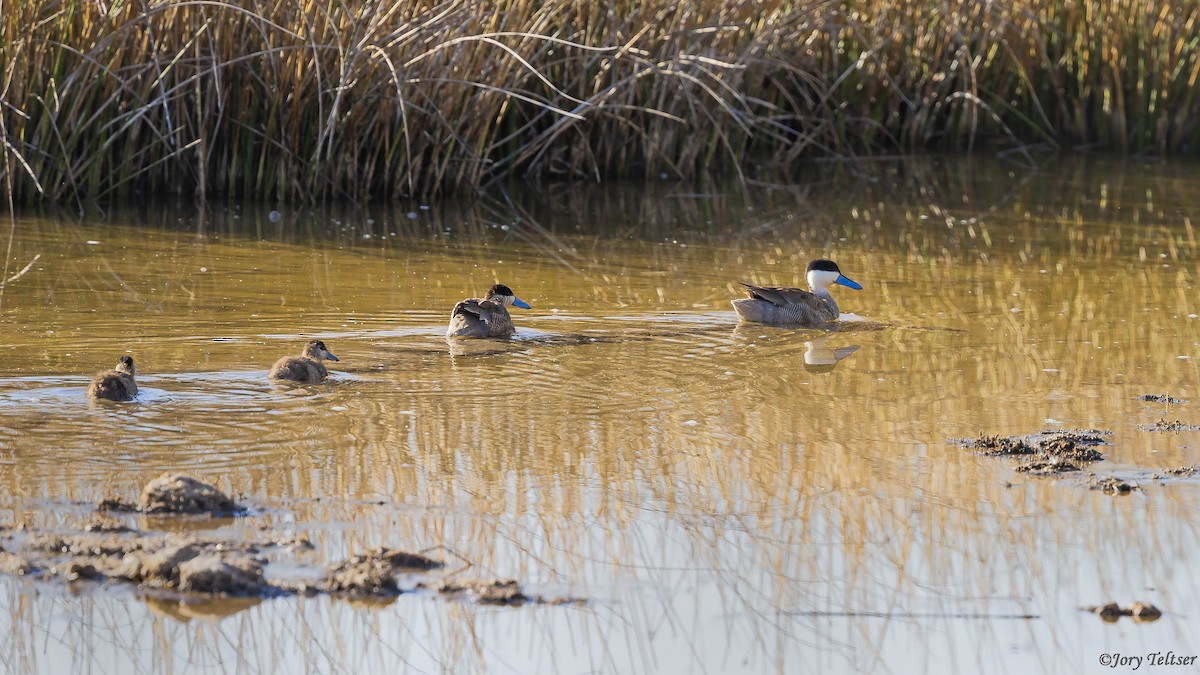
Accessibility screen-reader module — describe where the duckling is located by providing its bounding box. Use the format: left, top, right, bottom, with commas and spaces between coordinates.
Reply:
268, 339, 339, 383
732, 259, 863, 325
87, 355, 138, 401
446, 284, 532, 339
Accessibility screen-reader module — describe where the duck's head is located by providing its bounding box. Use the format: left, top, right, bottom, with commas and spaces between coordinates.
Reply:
115, 355, 136, 375
486, 284, 531, 309
806, 259, 862, 292
303, 339, 339, 362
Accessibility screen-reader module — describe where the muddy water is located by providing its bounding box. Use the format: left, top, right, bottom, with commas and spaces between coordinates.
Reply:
1, 157, 1198, 674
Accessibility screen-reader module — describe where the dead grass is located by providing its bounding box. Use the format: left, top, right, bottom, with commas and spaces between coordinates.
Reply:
3, 1, 1199, 204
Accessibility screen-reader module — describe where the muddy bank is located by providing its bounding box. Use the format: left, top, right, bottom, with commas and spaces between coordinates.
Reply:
0, 473, 584, 611
0, 519, 569, 607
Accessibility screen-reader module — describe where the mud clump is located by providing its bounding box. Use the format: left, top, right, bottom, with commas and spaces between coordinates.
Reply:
436, 578, 529, 605
126, 542, 202, 586
1084, 602, 1162, 623
1161, 465, 1200, 477
370, 547, 442, 570
321, 547, 443, 597
962, 430, 1108, 480
1016, 459, 1081, 475
1088, 602, 1124, 622
139, 473, 240, 516
961, 435, 1037, 456
1087, 476, 1138, 494
177, 555, 268, 596
1138, 419, 1200, 432
1129, 602, 1163, 622
959, 430, 1106, 461
84, 518, 134, 534
26, 533, 144, 558
97, 498, 138, 513
59, 556, 134, 582
430, 578, 586, 606
322, 556, 400, 596
1137, 394, 1186, 403
0, 504, 583, 610
1039, 437, 1104, 463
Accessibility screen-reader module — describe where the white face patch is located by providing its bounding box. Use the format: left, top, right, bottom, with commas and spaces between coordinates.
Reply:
807, 269, 841, 291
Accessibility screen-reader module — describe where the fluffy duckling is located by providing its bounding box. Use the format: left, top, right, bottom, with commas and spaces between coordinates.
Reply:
268, 339, 339, 383
446, 283, 532, 339
87, 355, 138, 401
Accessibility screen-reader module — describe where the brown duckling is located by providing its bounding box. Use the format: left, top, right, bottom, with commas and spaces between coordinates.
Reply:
446, 284, 532, 339
268, 339, 339, 383
87, 355, 138, 401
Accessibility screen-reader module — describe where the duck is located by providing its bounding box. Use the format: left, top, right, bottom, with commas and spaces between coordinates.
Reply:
87, 355, 138, 401
732, 259, 862, 325
268, 339, 339, 383
446, 284, 531, 339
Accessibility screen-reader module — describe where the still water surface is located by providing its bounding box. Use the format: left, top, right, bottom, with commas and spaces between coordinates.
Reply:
1, 158, 1199, 674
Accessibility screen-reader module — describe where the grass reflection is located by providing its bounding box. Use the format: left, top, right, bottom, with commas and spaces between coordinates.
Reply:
0, 158, 1199, 672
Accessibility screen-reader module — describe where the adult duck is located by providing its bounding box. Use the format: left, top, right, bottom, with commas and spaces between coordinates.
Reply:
732, 259, 862, 325
446, 284, 531, 339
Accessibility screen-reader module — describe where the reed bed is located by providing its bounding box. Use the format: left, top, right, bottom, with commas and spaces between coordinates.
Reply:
2, 0, 1200, 204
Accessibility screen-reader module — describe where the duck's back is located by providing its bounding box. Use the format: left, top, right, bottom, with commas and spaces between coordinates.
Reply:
87, 372, 137, 401
447, 299, 514, 338
269, 356, 327, 383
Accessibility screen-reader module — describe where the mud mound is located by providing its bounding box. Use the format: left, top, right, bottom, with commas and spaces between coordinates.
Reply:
1087, 476, 1138, 494
321, 547, 444, 597
139, 473, 240, 515
177, 555, 268, 596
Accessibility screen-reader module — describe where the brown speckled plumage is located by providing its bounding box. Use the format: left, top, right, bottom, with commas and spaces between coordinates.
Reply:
268, 339, 339, 383
87, 355, 138, 401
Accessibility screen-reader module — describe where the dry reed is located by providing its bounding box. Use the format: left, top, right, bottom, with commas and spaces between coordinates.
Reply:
2, 0, 1200, 204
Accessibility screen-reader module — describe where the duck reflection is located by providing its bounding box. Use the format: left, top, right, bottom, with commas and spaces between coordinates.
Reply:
803, 337, 860, 374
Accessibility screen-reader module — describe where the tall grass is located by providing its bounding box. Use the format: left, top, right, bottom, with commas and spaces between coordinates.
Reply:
2, 0, 1200, 204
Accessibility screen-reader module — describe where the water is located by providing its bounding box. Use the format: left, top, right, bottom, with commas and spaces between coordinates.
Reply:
0, 157, 1198, 674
